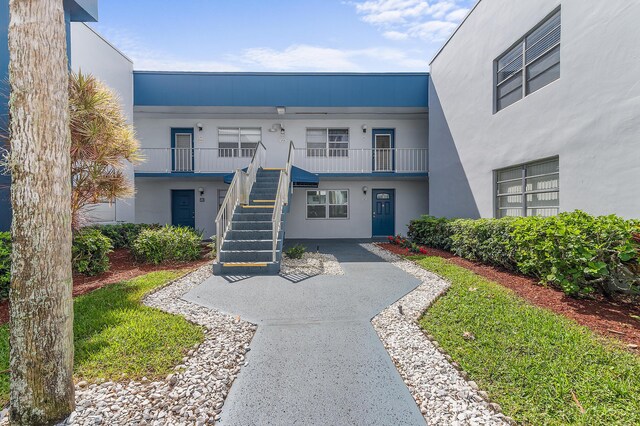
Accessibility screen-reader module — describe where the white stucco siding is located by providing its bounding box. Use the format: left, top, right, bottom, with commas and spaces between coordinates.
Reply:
134, 178, 228, 239
285, 179, 428, 239
133, 116, 428, 169
429, 0, 640, 219
71, 23, 136, 223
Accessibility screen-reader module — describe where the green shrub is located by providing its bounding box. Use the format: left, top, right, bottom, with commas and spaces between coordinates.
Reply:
285, 244, 306, 259
508, 211, 640, 297
0, 233, 10, 299
449, 217, 517, 269
90, 223, 159, 249
72, 229, 113, 276
132, 225, 202, 264
412, 211, 639, 297
408, 215, 453, 250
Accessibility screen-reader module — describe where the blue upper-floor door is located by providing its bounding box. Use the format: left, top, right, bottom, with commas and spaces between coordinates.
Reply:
171, 128, 194, 172
372, 129, 395, 172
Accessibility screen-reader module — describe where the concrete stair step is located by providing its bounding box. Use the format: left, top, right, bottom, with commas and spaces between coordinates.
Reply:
232, 212, 273, 221
213, 261, 281, 275
219, 249, 279, 263
223, 239, 274, 251
240, 205, 275, 213
226, 229, 282, 240
231, 221, 276, 231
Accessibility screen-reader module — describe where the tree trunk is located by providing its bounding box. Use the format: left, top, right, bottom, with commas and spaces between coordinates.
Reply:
8, 0, 74, 424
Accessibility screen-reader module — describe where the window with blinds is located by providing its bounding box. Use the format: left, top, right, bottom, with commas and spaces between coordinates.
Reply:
306, 190, 349, 219
496, 9, 561, 112
306, 128, 349, 157
496, 157, 559, 218
218, 128, 261, 157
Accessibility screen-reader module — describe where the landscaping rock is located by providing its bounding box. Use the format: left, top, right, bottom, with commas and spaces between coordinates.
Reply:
362, 243, 508, 425
49, 264, 256, 426
280, 252, 344, 276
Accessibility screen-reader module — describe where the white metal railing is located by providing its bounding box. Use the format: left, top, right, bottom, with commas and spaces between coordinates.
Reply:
293, 148, 428, 173
271, 141, 295, 262
136, 148, 257, 173
215, 142, 267, 261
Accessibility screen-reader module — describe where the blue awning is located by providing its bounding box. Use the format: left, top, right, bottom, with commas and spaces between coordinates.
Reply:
223, 166, 319, 186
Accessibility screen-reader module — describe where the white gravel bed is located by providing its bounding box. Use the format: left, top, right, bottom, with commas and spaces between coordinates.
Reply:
65, 264, 256, 426
280, 252, 344, 276
362, 243, 511, 426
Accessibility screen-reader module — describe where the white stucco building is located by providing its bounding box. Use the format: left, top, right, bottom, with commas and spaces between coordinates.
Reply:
56, 0, 639, 247
428, 0, 640, 219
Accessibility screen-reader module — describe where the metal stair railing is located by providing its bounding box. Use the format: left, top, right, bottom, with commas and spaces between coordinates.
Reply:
271, 141, 295, 262
215, 141, 267, 262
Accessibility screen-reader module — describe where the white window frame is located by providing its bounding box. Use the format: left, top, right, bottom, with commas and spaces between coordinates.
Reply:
305, 128, 350, 157
217, 127, 262, 158
495, 157, 559, 218
495, 8, 561, 112
305, 189, 349, 220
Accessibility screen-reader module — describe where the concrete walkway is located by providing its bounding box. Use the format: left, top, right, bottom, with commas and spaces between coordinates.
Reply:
184, 241, 426, 425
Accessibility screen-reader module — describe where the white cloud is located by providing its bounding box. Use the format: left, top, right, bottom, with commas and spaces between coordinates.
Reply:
239, 45, 360, 71
236, 44, 427, 71
91, 21, 430, 73
446, 8, 469, 22
91, 25, 244, 72
351, 0, 471, 42
383, 30, 410, 40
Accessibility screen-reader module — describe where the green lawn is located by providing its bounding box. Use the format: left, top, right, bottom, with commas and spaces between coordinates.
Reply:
0, 270, 204, 405
415, 256, 640, 425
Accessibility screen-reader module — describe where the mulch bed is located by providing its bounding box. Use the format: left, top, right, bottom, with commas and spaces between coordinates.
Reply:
0, 248, 212, 325
378, 243, 640, 353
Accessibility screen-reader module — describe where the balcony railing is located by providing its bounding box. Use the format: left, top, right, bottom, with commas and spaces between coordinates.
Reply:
293, 148, 428, 174
136, 147, 428, 175
136, 148, 256, 174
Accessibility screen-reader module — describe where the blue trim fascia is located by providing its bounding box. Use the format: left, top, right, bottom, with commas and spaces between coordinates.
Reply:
135, 172, 228, 178
63, 0, 98, 22
134, 72, 429, 108
316, 172, 428, 178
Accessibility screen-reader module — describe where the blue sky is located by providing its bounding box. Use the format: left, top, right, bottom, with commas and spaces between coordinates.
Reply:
92, 0, 475, 72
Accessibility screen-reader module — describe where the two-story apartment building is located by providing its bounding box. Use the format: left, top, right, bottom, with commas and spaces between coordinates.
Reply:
132, 72, 429, 240
1, 0, 638, 253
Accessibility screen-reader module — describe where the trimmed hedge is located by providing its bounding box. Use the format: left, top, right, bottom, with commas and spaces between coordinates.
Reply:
72, 228, 113, 276
0, 233, 10, 299
407, 211, 640, 297
408, 215, 452, 250
132, 225, 202, 264
448, 217, 518, 270
89, 223, 159, 249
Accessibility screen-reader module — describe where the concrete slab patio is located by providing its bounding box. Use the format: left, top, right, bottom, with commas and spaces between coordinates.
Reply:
183, 240, 426, 425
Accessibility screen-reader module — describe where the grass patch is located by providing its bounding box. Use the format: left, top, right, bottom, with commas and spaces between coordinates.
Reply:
416, 256, 640, 426
0, 270, 204, 406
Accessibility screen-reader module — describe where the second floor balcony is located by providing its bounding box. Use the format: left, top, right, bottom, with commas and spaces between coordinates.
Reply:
293, 148, 428, 174
135, 147, 428, 175
135, 148, 255, 174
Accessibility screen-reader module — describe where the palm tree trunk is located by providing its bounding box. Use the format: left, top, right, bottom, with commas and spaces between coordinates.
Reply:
8, 0, 74, 424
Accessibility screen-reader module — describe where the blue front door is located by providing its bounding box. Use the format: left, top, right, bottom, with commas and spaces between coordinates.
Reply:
171, 190, 195, 228
372, 189, 395, 237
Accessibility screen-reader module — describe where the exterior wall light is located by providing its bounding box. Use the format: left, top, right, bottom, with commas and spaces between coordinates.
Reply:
198, 187, 205, 196
197, 123, 203, 131
362, 186, 368, 195
362, 124, 367, 133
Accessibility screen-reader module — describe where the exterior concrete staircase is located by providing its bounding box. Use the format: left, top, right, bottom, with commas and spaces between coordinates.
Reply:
213, 168, 286, 275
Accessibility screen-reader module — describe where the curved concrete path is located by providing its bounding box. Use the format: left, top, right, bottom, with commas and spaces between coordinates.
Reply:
184, 241, 426, 425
